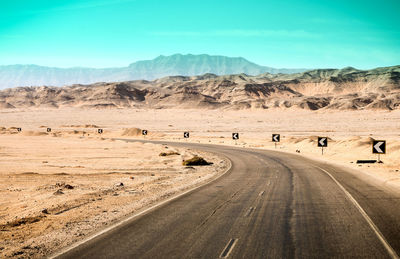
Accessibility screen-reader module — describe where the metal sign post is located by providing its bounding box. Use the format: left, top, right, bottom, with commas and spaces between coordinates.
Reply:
272, 134, 280, 149
142, 130, 148, 139
372, 140, 386, 162
232, 133, 239, 145
184, 132, 189, 141
318, 137, 328, 155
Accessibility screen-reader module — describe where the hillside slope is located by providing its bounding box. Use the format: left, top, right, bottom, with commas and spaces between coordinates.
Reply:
0, 65, 399, 110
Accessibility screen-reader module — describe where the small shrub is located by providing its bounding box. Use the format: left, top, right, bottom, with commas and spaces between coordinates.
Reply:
182, 156, 212, 166
159, 151, 180, 156
3, 216, 44, 228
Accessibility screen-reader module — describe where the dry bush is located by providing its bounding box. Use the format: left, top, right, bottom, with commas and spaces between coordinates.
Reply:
159, 151, 180, 156
182, 156, 212, 166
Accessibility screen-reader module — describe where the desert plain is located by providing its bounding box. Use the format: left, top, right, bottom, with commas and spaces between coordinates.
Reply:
1, 107, 400, 258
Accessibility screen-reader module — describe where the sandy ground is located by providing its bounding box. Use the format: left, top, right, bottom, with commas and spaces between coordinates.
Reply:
0, 127, 228, 258
1, 107, 400, 257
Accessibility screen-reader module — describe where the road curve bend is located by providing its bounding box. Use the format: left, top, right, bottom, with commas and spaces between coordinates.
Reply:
54, 140, 400, 259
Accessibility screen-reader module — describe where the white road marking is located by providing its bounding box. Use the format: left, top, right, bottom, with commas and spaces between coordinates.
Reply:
245, 207, 255, 217
316, 166, 399, 259
48, 157, 232, 259
220, 238, 238, 258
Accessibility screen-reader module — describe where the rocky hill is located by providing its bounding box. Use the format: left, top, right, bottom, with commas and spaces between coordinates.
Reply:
0, 65, 399, 110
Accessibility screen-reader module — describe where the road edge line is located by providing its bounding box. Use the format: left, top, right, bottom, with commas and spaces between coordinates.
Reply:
48, 155, 232, 259
316, 166, 399, 259
220, 238, 238, 258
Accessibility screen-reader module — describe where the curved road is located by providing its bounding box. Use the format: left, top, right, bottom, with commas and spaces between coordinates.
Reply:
55, 140, 400, 259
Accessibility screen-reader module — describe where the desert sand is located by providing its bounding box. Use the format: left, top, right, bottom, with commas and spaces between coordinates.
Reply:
1, 107, 400, 258
0, 118, 229, 258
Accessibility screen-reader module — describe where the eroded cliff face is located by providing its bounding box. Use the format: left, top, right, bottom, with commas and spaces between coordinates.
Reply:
1, 65, 399, 110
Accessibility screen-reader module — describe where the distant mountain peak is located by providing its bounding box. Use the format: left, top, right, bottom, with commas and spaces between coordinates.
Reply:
340, 66, 359, 72
0, 54, 307, 89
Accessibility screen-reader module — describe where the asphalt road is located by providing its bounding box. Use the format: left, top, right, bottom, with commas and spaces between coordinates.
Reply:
55, 141, 400, 259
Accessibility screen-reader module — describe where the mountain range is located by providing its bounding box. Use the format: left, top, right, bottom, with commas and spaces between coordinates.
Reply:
1, 65, 399, 110
0, 54, 307, 89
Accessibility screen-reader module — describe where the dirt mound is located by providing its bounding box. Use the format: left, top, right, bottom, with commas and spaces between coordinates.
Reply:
60, 124, 99, 128
121, 128, 142, 136
21, 131, 48, 136
355, 137, 376, 147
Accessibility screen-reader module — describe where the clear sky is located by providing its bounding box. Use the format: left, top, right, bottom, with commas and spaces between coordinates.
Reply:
1, 0, 399, 69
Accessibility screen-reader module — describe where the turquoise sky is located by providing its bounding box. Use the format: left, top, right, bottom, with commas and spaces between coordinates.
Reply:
1, 0, 399, 69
